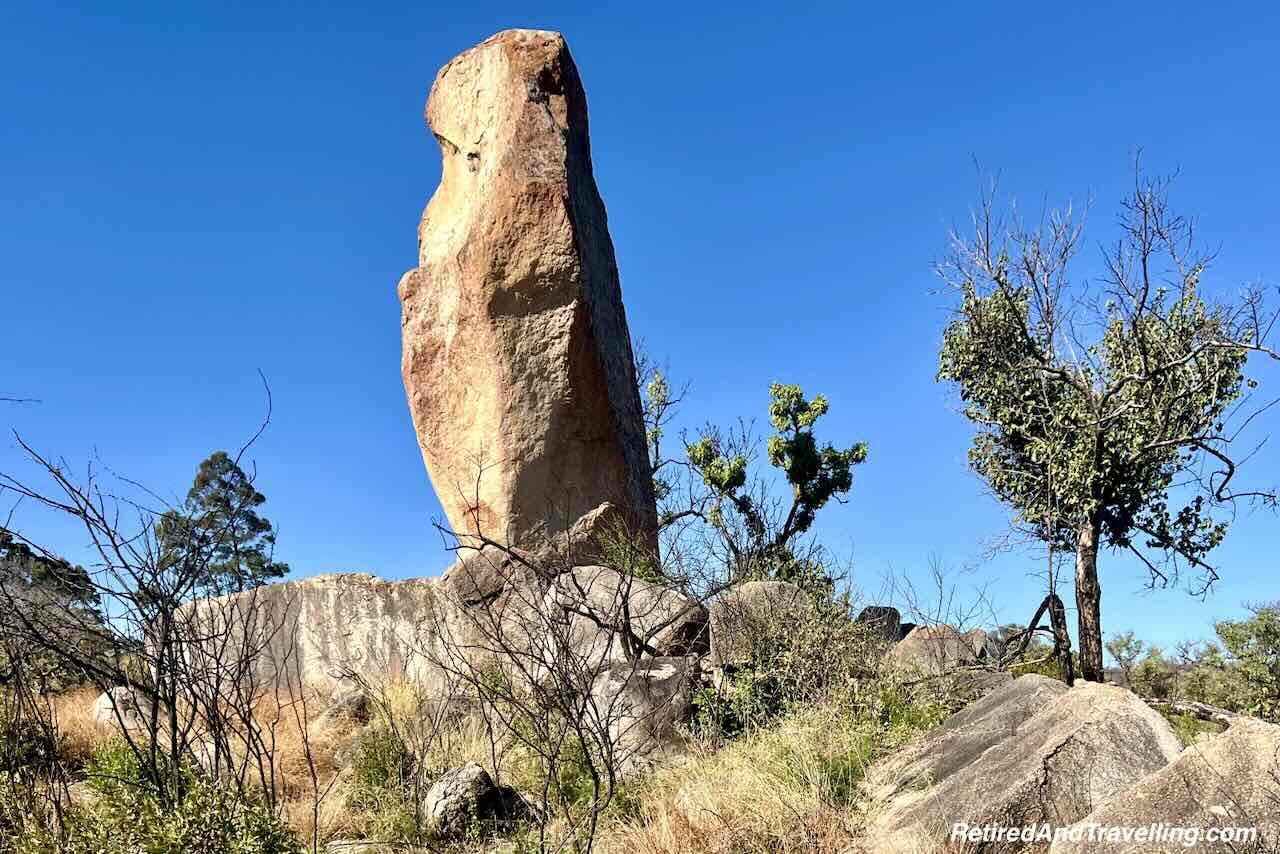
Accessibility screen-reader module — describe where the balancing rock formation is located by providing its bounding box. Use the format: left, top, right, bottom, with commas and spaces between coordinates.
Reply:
399, 29, 656, 553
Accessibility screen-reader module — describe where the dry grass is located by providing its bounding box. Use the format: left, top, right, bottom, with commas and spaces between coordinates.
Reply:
26, 677, 961, 853
593, 705, 877, 854
47, 684, 114, 767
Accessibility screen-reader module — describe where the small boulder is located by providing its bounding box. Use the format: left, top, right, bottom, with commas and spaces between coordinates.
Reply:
423, 761, 524, 837
885, 624, 989, 676
856, 605, 902, 644
90, 687, 148, 731
591, 656, 693, 774
875, 682, 1182, 852
1048, 716, 1280, 853
707, 580, 812, 669
314, 682, 372, 732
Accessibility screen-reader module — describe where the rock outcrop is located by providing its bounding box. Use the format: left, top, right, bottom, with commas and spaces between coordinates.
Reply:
1049, 716, 1280, 853
885, 623, 990, 676
181, 548, 546, 695
398, 28, 656, 554
873, 681, 1183, 852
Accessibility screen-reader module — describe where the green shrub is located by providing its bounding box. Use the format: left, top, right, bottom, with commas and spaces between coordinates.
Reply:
346, 727, 426, 843
0, 714, 57, 773
693, 595, 876, 739
350, 727, 415, 803
1130, 648, 1177, 699
1216, 608, 1280, 722
4, 739, 301, 854
1155, 708, 1225, 747
811, 736, 874, 808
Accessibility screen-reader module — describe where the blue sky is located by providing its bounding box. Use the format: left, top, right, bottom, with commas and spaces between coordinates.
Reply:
3, 1, 1277, 656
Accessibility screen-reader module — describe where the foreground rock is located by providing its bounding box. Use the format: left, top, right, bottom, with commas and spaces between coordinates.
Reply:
399, 28, 656, 554
423, 761, 525, 838
874, 682, 1182, 852
591, 656, 693, 774
1048, 716, 1280, 853
874, 674, 1069, 797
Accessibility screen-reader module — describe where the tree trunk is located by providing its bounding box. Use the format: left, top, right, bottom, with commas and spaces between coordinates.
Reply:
1047, 593, 1075, 686
1075, 518, 1104, 682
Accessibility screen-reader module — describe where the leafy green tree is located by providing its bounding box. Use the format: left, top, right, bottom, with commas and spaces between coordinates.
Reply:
1216, 606, 1280, 722
1105, 631, 1146, 686
0, 531, 100, 620
1173, 640, 1228, 706
0, 530, 103, 690
937, 172, 1278, 681
157, 451, 288, 594
686, 383, 867, 586
1130, 646, 1176, 699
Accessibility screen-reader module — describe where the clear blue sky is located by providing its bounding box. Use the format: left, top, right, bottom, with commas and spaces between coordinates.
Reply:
3, 1, 1278, 656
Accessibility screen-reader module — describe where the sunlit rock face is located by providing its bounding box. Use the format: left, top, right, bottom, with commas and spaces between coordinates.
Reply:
398, 29, 656, 554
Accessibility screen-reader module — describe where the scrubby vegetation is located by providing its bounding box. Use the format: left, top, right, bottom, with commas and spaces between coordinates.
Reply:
2, 168, 1276, 854
1105, 604, 1280, 724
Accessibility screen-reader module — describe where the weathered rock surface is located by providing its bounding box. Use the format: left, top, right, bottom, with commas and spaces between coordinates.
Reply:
399, 28, 656, 554
885, 623, 990, 676
545, 565, 709, 671
875, 682, 1182, 852
313, 681, 372, 732
1048, 716, 1280, 853
182, 551, 545, 695
706, 580, 811, 669
875, 674, 1069, 798
90, 686, 148, 731
591, 656, 693, 773
181, 554, 712, 701
423, 761, 525, 837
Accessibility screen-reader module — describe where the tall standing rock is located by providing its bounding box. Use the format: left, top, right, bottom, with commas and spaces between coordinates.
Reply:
399, 29, 656, 553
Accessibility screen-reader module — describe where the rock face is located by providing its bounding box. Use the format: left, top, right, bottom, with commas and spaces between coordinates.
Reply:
874, 675, 1069, 798
590, 656, 693, 774
181, 550, 546, 696
1049, 717, 1280, 853
874, 682, 1182, 852
544, 565, 709, 670
399, 28, 656, 553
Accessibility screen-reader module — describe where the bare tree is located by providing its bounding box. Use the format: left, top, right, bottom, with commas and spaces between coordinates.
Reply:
0, 399, 317, 834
